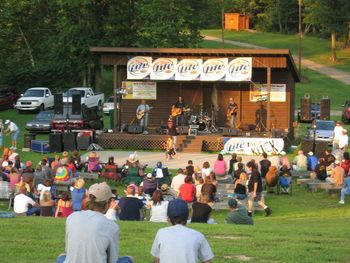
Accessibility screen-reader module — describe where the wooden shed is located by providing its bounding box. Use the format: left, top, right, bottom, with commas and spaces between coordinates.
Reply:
90, 47, 299, 135
225, 13, 250, 31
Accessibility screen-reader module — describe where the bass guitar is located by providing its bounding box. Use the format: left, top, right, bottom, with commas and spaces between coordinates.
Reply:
136, 107, 153, 120
226, 106, 238, 121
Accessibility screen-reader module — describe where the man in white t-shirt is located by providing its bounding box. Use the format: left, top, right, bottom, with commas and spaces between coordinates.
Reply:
14, 186, 40, 216
333, 121, 344, 149
338, 129, 349, 152
151, 198, 214, 263
170, 168, 186, 195
4, 119, 19, 150
55, 182, 134, 263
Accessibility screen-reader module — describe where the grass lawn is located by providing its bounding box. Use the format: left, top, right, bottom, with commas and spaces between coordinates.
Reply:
201, 29, 350, 73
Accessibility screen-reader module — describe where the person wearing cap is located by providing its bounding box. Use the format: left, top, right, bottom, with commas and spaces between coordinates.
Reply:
307, 152, 318, 171
292, 150, 307, 172
150, 198, 214, 263
140, 173, 157, 197
160, 184, 175, 201
326, 160, 345, 186
118, 185, 144, 221
246, 161, 272, 217
338, 129, 348, 152
226, 199, 253, 225
4, 120, 19, 150
55, 182, 134, 263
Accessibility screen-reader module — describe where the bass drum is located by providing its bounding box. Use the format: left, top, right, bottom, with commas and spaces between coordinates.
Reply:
198, 121, 206, 131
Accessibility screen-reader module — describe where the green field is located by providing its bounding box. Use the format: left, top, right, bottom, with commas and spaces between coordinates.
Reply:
202, 29, 350, 72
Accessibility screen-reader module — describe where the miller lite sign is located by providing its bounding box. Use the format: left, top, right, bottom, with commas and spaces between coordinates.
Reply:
175, 59, 202, 81
150, 58, 177, 80
226, 57, 252, 81
127, 56, 152, 80
200, 58, 227, 81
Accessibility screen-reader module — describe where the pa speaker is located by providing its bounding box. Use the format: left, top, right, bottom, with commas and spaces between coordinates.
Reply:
54, 94, 63, 115
301, 97, 311, 121
320, 98, 330, 120
301, 138, 328, 158
72, 94, 82, 115
49, 133, 62, 153
62, 132, 76, 151
177, 126, 189, 135
77, 136, 91, 150
221, 127, 238, 136
128, 125, 143, 134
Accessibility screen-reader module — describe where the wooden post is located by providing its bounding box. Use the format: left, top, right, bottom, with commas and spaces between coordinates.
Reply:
298, 0, 302, 77
221, 1, 225, 48
266, 67, 271, 131
113, 65, 118, 132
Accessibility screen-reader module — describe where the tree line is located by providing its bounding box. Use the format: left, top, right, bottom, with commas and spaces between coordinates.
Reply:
0, 0, 349, 90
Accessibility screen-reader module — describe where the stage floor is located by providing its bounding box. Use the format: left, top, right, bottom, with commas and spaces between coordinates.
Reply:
81, 150, 263, 170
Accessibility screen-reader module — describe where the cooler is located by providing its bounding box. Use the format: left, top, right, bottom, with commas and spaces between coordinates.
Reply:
31, 140, 50, 153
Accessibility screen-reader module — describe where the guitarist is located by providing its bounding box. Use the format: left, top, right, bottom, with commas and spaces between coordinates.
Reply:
136, 100, 150, 134
172, 96, 186, 126
227, 97, 238, 129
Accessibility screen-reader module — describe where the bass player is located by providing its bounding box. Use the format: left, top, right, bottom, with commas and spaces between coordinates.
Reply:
136, 99, 150, 134
171, 96, 189, 126
227, 97, 238, 129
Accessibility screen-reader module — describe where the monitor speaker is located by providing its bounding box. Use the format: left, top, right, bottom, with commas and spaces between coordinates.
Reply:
300, 97, 311, 121
177, 126, 189, 135
49, 133, 62, 153
62, 132, 76, 151
72, 94, 82, 115
127, 125, 143, 134
320, 98, 330, 120
221, 127, 238, 136
54, 94, 63, 115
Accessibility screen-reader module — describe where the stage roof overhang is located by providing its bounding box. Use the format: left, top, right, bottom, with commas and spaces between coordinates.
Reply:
90, 47, 300, 82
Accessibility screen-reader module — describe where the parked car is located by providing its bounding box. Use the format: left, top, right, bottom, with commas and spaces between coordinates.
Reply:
63, 87, 104, 109
103, 96, 114, 114
51, 106, 104, 131
297, 103, 321, 122
15, 87, 54, 112
308, 119, 335, 144
25, 110, 54, 133
341, 100, 350, 123
0, 86, 20, 109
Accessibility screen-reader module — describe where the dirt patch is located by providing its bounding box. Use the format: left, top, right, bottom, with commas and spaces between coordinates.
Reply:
211, 235, 247, 240
224, 255, 253, 261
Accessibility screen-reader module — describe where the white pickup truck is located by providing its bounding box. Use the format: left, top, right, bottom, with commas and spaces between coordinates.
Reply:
63, 87, 104, 109
15, 87, 54, 112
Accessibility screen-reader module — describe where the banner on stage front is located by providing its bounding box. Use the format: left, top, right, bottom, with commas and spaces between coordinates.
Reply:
200, 58, 227, 81
121, 81, 157, 100
151, 58, 177, 80
249, 84, 286, 102
127, 56, 152, 80
226, 57, 252, 81
222, 137, 284, 155
175, 59, 202, 81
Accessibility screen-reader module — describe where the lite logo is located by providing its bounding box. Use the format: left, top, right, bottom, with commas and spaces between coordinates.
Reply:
127, 56, 151, 79
176, 59, 201, 80
201, 59, 227, 80
227, 58, 252, 81
151, 58, 176, 80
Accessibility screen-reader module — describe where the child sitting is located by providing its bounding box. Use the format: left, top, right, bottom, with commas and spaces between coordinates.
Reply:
55, 192, 73, 218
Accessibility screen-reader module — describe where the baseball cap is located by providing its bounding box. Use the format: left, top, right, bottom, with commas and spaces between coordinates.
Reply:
228, 199, 238, 208
167, 199, 189, 219
89, 182, 113, 202
4, 120, 10, 125
161, 184, 169, 191
308, 151, 313, 156
146, 173, 153, 178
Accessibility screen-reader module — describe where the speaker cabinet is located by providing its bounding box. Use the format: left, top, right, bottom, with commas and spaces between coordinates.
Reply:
54, 94, 63, 115
62, 132, 76, 151
72, 94, 82, 115
320, 98, 330, 120
77, 136, 91, 150
177, 126, 189, 135
221, 127, 238, 136
301, 97, 311, 121
49, 133, 62, 153
127, 125, 143, 134
301, 138, 328, 158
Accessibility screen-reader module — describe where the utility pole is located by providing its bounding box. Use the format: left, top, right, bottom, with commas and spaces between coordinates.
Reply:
221, 0, 225, 48
298, 0, 302, 78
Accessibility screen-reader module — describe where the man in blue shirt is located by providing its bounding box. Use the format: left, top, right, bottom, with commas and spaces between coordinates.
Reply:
339, 175, 350, 204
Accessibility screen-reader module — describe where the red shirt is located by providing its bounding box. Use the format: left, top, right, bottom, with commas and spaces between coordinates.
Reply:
179, 183, 196, 203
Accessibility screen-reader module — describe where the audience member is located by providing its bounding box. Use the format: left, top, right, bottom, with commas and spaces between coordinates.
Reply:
14, 185, 40, 216
71, 178, 87, 211
279, 165, 292, 193
228, 153, 237, 176
247, 161, 272, 217
292, 150, 307, 171
233, 172, 247, 200
201, 177, 217, 203
55, 182, 134, 263
233, 162, 245, 181
152, 161, 169, 179
341, 152, 350, 174
339, 174, 350, 204
314, 158, 327, 181
40, 190, 55, 217
307, 152, 318, 171
326, 160, 345, 186
333, 121, 344, 149
55, 192, 73, 218
170, 168, 186, 195
148, 190, 169, 223
51, 155, 61, 170
213, 154, 226, 177
119, 185, 144, 221
141, 173, 157, 197
8, 167, 20, 193
259, 152, 271, 178
186, 160, 194, 176
324, 149, 336, 166
201, 161, 212, 178
268, 152, 281, 170
209, 172, 218, 187
233, 156, 244, 172
150, 198, 214, 263
226, 199, 253, 225
195, 177, 204, 200
178, 175, 196, 203
191, 194, 213, 224
279, 151, 291, 170
339, 129, 349, 152
160, 184, 176, 201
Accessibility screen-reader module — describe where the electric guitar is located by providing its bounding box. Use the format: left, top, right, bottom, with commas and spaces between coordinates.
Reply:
136, 107, 153, 120
171, 106, 191, 117
226, 106, 238, 121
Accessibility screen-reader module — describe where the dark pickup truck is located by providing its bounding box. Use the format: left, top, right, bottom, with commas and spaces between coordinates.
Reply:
0, 86, 20, 109
342, 100, 350, 123
51, 106, 104, 131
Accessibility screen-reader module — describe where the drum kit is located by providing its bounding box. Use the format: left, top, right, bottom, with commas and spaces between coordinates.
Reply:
187, 104, 218, 133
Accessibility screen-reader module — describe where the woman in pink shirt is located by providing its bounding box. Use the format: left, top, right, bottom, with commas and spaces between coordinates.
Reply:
8, 167, 20, 193
213, 154, 227, 177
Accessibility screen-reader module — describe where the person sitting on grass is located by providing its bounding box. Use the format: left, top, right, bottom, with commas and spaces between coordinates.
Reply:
326, 160, 345, 186
147, 189, 169, 223
51, 155, 61, 170
201, 161, 212, 178
339, 174, 350, 204
55, 182, 134, 263
213, 153, 226, 177
233, 172, 248, 200
71, 178, 87, 211
13, 185, 40, 216
141, 173, 157, 197
178, 175, 196, 204
279, 165, 292, 193
55, 192, 73, 218
341, 152, 350, 174
314, 158, 327, 181
201, 176, 217, 204
118, 185, 144, 221
191, 194, 214, 224
307, 152, 318, 171
150, 198, 214, 263
234, 162, 245, 181
292, 150, 307, 172
40, 190, 55, 217
226, 199, 253, 225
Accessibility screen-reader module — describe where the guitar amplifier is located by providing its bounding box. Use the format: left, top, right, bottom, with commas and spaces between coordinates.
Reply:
128, 125, 143, 134
189, 125, 199, 129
